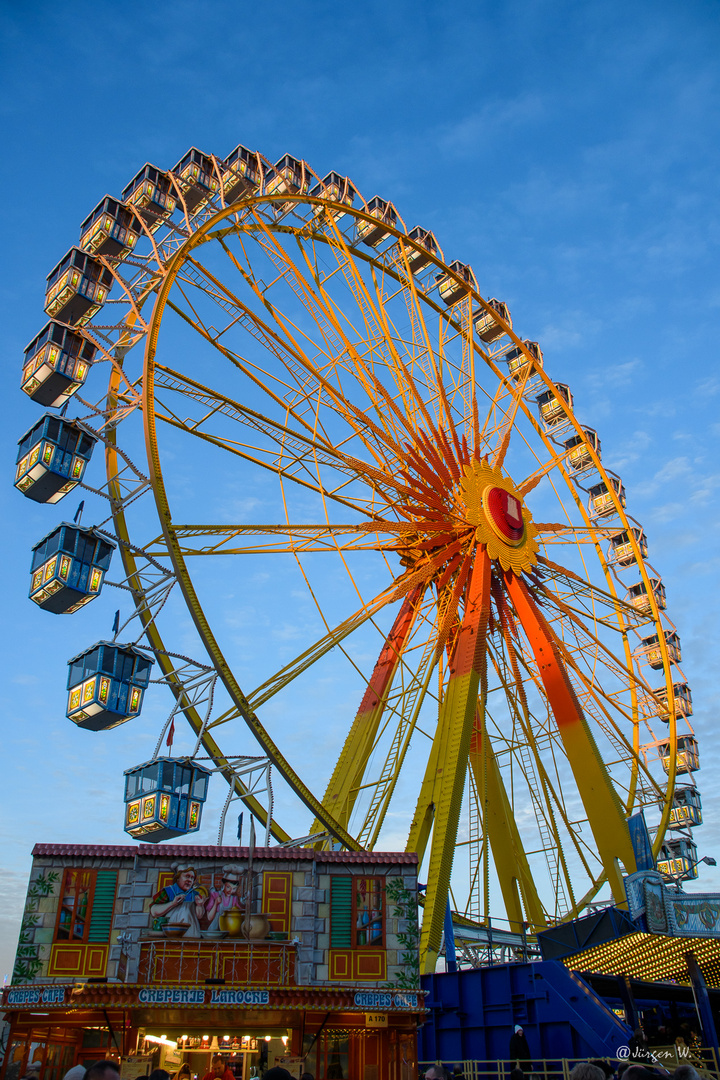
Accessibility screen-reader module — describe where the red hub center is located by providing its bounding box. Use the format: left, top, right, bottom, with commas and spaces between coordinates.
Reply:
486, 487, 525, 542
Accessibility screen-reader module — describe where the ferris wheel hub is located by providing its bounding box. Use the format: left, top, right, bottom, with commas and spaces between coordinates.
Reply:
460, 460, 540, 572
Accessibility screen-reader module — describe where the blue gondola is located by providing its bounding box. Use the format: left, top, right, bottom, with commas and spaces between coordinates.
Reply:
220, 144, 263, 203
66, 640, 154, 730
29, 523, 115, 613
504, 340, 543, 382
21, 321, 97, 407
123, 757, 212, 841
436, 261, 477, 306
79, 195, 140, 258
45, 248, 113, 326
356, 196, 398, 246
15, 415, 96, 503
171, 147, 219, 212
657, 837, 698, 879
564, 428, 601, 472
536, 382, 573, 426
663, 785, 703, 829
121, 163, 177, 231
660, 735, 700, 776
588, 476, 625, 518
608, 527, 647, 567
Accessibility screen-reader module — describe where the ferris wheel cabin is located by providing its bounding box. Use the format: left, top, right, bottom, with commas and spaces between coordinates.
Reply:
356, 196, 398, 246
536, 382, 573, 426
79, 196, 140, 258
640, 629, 682, 669
66, 641, 154, 731
587, 476, 626, 518
654, 681, 693, 719
389, 226, 441, 273
608, 526, 648, 567
660, 735, 699, 776
121, 164, 177, 230
473, 299, 512, 343
564, 428, 601, 472
21, 321, 96, 407
664, 784, 703, 828
15, 415, 96, 503
657, 837, 698, 879
264, 154, 313, 207
503, 340, 543, 382
29, 523, 115, 614
44, 248, 113, 326
625, 577, 666, 616
310, 172, 358, 220
436, 261, 477, 306
171, 148, 219, 212
123, 757, 212, 841
220, 144, 263, 203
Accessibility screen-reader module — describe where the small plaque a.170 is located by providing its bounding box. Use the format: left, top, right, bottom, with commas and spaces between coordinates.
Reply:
365, 1013, 388, 1028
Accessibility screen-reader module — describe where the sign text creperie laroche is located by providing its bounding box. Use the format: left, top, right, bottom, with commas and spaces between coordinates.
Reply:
139, 988, 270, 1005
4, 985, 420, 1010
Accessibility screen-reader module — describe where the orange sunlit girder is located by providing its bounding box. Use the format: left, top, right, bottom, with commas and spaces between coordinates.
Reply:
503, 569, 637, 901
313, 584, 425, 837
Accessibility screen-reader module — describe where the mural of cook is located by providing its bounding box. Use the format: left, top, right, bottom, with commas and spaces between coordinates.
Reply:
204, 865, 245, 931
150, 862, 208, 935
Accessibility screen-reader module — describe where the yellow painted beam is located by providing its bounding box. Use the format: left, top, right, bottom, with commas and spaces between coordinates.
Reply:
419, 547, 492, 974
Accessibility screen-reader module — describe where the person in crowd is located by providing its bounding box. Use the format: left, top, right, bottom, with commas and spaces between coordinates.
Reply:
200, 1056, 234, 1080
673, 1067, 700, 1080
590, 1059, 615, 1078
299, 1073, 314, 1080
451, 1068, 465, 1079
175, 1067, 192, 1080
510, 1069, 525, 1080
628, 1029, 652, 1064
423, 1068, 450, 1080
148, 1070, 170, 1080
83, 1062, 120, 1080
62, 1067, 87, 1080
568, 1065, 606, 1080
509, 1026, 532, 1074
622, 1067, 671, 1080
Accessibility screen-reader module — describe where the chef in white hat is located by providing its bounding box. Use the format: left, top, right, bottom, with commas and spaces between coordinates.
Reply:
204, 864, 245, 932
150, 862, 207, 936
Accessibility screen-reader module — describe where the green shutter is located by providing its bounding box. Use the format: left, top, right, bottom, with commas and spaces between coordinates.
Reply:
88, 871, 117, 942
330, 877, 352, 948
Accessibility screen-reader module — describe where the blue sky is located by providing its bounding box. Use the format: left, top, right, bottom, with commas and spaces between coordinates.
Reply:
2, 0, 720, 977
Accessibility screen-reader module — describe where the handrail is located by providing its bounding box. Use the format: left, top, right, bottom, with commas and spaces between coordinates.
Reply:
418, 1050, 720, 1080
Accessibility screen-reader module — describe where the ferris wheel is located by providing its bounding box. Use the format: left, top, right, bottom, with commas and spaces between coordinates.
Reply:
16, 145, 702, 973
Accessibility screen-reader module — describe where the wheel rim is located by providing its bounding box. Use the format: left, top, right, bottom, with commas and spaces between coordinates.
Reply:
127, 188, 683, 969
